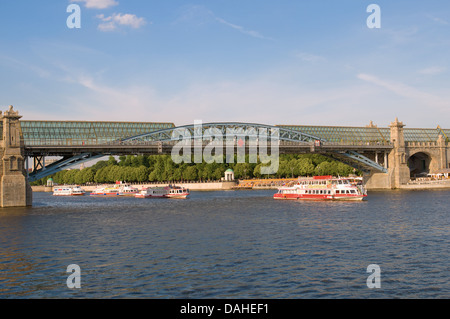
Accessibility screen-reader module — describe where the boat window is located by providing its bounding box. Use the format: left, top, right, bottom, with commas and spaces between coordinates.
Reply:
350, 190, 356, 194
336, 190, 340, 194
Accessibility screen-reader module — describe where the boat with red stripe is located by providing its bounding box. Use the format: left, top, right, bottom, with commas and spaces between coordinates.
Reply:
273, 175, 367, 201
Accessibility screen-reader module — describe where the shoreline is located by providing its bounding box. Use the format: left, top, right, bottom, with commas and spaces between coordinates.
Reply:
32, 181, 238, 193
31, 180, 450, 192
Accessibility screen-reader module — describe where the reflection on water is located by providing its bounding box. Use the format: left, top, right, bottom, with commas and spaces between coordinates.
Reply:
0, 189, 449, 298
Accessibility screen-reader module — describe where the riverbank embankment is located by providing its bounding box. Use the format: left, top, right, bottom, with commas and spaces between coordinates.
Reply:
32, 181, 237, 192
32, 178, 450, 193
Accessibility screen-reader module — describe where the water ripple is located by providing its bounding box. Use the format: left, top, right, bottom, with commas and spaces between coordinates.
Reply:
0, 190, 449, 298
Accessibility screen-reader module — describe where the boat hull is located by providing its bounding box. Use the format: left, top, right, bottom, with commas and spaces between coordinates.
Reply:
273, 194, 366, 201
165, 194, 189, 199
89, 193, 122, 197
135, 193, 189, 199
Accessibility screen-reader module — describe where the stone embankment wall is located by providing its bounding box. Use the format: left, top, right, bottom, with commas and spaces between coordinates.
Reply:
32, 181, 237, 192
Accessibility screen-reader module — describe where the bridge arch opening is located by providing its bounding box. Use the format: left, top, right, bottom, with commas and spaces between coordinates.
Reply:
408, 152, 433, 177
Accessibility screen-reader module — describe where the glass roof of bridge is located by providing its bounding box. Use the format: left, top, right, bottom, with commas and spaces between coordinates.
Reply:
16, 121, 450, 145
278, 125, 450, 143
20, 121, 175, 146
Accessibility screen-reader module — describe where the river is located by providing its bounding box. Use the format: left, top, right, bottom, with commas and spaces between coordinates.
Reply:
0, 189, 448, 299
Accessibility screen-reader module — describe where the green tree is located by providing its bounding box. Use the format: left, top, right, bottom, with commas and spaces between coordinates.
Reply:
183, 165, 198, 181
298, 158, 315, 176
234, 163, 253, 179
213, 167, 225, 180
107, 156, 118, 166
91, 160, 108, 171
315, 161, 333, 176
135, 166, 149, 182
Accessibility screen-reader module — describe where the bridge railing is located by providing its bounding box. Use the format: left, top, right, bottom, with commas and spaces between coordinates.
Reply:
24, 139, 394, 147
405, 141, 438, 147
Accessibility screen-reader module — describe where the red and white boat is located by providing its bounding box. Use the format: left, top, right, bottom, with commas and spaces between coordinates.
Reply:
53, 185, 85, 196
135, 185, 190, 199
273, 175, 367, 201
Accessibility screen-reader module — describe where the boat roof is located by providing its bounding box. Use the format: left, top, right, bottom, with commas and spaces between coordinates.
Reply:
297, 175, 358, 181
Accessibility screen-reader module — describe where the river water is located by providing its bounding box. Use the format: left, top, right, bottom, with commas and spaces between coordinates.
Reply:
0, 189, 448, 299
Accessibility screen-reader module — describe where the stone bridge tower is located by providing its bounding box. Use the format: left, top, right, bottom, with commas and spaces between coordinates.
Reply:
388, 118, 410, 188
0, 106, 32, 207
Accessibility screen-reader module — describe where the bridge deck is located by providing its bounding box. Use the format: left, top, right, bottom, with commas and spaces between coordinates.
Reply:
17, 121, 450, 147
24, 142, 393, 158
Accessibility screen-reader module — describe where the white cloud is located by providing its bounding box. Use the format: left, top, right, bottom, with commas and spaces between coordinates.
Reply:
295, 52, 326, 63
427, 14, 449, 25
418, 66, 446, 75
215, 17, 273, 40
71, 0, 118, 9
96, 13, 147, 31
357, 73, 449, 112
177, 5, 272, 40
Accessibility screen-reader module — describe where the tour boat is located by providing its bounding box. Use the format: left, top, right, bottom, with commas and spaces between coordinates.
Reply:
166, 186, 190, 199
120, 184, 140, 196
273, 175, 367, 201
90, 183, 139, 197
53, 185, 85, 196
135, 185, 190, 199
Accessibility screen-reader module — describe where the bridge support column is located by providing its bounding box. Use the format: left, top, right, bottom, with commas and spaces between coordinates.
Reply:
438, 135, 448, 170
0, 106, 32, 207
388, 118, 410, 188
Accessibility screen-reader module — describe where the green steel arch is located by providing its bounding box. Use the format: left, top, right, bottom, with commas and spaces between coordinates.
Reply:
27, 122, 388, 182
120, 122, 324, 143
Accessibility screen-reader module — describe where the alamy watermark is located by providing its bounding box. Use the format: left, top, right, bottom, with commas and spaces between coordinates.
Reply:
67, 4, 381, 30
66, 4, 81, 29
366, 264, 381, 289
170, 120, 280, 175
367, 4, 381, 29
66, 264, 81, 289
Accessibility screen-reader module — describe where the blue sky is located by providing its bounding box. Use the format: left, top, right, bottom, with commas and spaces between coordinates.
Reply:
0, 0, 449, 128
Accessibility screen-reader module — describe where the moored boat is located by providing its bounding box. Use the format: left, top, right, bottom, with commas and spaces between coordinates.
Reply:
120, 184, 139, 196
166, 186, 190, 199
53, 185, 85, 196
90, 183, 138, 197
273, 175, 367, 201
135, 185, 190, 199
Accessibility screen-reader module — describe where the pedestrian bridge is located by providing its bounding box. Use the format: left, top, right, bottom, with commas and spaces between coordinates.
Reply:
17, 120, 450, 186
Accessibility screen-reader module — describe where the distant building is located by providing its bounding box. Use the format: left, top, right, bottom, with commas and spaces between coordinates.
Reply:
224, 169, 235, 181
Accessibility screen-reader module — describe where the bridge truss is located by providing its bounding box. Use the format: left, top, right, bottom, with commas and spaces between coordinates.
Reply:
26, 122, 391, 182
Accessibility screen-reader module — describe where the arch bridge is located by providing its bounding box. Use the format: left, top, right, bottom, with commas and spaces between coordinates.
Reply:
23, 121, 393, 182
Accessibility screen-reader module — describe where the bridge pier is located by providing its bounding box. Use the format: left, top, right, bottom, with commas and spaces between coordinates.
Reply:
365, 118, 450, 189
387, 118, 410, 188
0, 106, 32, 207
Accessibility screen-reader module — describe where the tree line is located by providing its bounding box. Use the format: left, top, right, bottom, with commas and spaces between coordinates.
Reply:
31, 154, 358, 186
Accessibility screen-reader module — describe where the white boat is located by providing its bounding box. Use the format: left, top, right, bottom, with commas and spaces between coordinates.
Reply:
274, 175, 367, 201
53, 185, 85, 196
90, 183, 138, 197
135, 185, 190, 199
